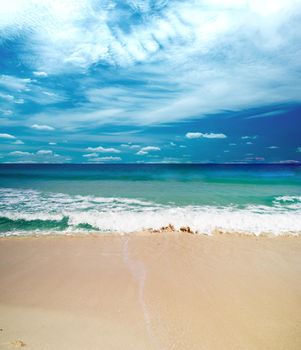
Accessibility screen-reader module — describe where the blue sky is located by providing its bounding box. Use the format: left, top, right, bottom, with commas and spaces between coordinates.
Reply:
0, 0, 300, 164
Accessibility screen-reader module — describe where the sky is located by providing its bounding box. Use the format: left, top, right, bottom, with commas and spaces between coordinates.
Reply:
0, 0, 300, 164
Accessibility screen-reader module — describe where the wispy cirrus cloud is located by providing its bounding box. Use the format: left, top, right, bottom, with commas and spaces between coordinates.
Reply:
0, 74, 66, 122
0, 0, 301, 163
2, 0, 299, 71
0, 0, 300, 131
0, 75, 31, 91
0, 92, 23, 104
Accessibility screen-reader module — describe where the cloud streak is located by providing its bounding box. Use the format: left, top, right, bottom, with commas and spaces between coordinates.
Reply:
85, 146, 120, 153
136, 146, 161, 155
31, 124, 55, 131
0, 133, 15, 139
87, 156, 121, 162
186, 132, 227, 139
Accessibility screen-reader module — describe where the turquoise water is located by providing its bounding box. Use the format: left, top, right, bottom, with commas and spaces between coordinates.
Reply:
0, 164, 301, 235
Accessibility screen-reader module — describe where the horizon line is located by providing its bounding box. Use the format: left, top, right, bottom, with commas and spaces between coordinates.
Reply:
0, 162, 300, 166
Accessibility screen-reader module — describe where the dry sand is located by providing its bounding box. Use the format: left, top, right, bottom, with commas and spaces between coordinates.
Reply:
0, 232, 300, 349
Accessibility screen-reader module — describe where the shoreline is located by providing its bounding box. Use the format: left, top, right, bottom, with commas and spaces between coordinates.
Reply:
1, 226, 301, 239
1, 233, 301, 349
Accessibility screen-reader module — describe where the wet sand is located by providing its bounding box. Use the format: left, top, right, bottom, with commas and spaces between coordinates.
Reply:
0, 233, 301, 349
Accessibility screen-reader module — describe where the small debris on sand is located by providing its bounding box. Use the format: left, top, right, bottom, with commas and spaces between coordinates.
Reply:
159, 224, 175, 232
179, 226, 194, 234
10, 340, 26, 348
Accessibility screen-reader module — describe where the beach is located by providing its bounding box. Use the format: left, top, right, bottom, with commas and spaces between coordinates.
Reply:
0, 232, 300, 349
1, 0, 301, 347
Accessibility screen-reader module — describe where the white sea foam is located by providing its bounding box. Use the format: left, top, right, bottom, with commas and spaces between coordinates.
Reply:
274, 196, 301, 202
66, 207, 301, 235
273, 196, 301, 210
1, 188, 301, 235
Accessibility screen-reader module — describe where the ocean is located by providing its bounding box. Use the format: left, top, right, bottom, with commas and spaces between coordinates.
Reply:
0, 164, 301, 236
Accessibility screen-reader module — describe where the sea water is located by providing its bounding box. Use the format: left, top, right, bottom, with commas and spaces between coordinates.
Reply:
0, 164, 300, 235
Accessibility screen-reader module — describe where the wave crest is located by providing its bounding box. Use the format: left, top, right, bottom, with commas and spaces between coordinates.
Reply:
1, 188, 301, 235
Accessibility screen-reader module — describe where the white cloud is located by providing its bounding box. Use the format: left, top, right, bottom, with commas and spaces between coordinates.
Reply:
83, 153, 98, 158
186, 132, 202, 139
0, 75, 31, 91
37, 150, 53, 155
7, 149, 66, 162
141, 146, 161, 152
31, 124, 55, 131
29, 89, 66, 105
0, 93, 14, 102
121, 143, 140, 149
246, 142, 253, 145
0, 92, 24, 105
297, 147, 301, 153
0, 109, 13, 116
43, 92, 55, 97
9, 151, 32, 156
136, 146, 161, 155
136, 150, 148, 155
33, 71, 48, 77
86, 146, 120, 153
186, 132, 227, 139
49, 142, 57, 145
0, 73, 65, 109
0, 133, 16, 139
241, 135, 258, 140
4, 0, 298, 73
268, 146, 279, 149
0, 0, 301, 128
0, 1, 299, 71
203, 133, 227, 139
14, 140, 24, 145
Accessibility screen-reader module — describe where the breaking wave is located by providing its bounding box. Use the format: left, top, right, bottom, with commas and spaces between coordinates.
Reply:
0, 188, 301, 236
